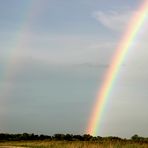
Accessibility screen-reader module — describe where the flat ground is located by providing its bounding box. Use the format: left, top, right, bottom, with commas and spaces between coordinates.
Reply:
0, 141, 148, 148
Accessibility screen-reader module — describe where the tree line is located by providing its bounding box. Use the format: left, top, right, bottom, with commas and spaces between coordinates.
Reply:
0, 133, 148, 143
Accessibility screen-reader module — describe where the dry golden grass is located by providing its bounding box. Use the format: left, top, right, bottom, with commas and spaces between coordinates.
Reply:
0, 140, 148, 148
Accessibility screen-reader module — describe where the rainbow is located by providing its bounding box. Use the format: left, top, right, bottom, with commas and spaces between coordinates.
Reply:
1, 0, 43, 95
87, 0, 148, 136
1, 1, 33, 82
0, 1, 39, 112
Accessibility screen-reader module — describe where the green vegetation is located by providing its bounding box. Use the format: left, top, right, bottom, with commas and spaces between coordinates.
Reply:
0, 133, 148, 148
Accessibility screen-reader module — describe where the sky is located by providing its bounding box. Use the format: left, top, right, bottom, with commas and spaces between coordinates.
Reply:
0, 0, 148, 138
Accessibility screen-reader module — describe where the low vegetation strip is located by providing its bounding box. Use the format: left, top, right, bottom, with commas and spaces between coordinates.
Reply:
0, 133, 148, 148
0, 133, 148, 142
0, 141, 148, 148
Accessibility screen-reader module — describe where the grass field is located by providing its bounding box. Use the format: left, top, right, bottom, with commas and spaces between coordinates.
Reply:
0, 140, 148, 148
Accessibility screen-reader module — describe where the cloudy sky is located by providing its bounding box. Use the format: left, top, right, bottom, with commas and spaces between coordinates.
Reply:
0, 0, 148, 138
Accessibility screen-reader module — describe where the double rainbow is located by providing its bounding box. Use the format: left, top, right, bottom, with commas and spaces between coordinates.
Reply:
87, 0, 148, 136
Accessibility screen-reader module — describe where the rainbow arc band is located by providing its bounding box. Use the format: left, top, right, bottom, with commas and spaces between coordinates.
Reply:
87, 0, 148, 136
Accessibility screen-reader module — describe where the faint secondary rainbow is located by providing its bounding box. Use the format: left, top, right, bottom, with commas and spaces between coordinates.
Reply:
87, 0, 148, 136
1, 1, 33, 82
0, 1, 42, 115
